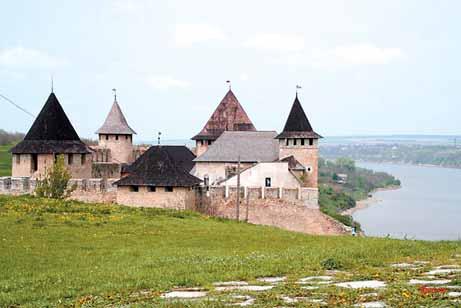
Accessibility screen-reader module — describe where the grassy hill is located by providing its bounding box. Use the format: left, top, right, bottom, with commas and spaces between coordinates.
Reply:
0, 145, 12, 177
0, 195, 459, 307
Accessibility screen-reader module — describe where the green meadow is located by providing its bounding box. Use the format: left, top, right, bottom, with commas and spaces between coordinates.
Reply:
0, 195, 460, 307
0, 145, 12, 177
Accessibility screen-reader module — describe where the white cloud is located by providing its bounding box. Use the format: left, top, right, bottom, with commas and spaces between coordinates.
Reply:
147, 75, 191, 90
174, 24, 226, 47
271, 44, 404, 69
243, 33, 305, 51
0, 47, 66, 69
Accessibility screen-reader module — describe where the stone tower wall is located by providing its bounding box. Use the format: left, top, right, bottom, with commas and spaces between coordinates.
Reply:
12, 153, 92, 179
278, 138, 319, 188
98, 134, 133, 164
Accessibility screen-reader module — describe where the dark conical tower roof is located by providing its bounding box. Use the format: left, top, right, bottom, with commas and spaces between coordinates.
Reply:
10, 92, 91, 154
276, 95, 322, 139
192, 89, 256, 141
96, 100, 136, 135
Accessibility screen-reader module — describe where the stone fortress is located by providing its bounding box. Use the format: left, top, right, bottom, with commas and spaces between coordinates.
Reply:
0, 86, 347, 234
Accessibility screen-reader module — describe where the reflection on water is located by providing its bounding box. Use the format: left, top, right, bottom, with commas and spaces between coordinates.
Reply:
354, 162, 461, 241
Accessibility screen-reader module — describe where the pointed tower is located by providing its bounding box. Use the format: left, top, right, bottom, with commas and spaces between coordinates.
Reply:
192, 89, 256, 156
276, 94, 322, 188
96, 94, 136, 164
10, 92, 92, 178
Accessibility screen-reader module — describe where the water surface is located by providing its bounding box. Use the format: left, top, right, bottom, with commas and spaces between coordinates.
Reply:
355, 162, 461, 241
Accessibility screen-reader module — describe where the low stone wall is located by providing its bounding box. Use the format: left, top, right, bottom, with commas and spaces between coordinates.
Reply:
0, 176, 117, 203
195, 189, 346, 236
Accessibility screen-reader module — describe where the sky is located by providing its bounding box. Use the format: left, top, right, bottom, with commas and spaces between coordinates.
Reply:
1, 0, 460, 141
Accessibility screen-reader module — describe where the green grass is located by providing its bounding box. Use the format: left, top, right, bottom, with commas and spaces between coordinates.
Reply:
0, 144, 12, 177
0, 195, 460, 307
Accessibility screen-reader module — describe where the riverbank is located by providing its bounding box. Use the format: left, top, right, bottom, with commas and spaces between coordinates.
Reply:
342, 185, 401, 216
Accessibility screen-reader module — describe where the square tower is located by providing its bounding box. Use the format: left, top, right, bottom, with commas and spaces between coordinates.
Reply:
276, 94, 322, 188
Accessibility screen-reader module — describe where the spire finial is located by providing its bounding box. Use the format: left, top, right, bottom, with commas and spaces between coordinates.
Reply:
51, 75, 54, 93
296, 85, 302, 97
112, 88, 117, 102
157, 131, 162, 145
226, 80, 231, 90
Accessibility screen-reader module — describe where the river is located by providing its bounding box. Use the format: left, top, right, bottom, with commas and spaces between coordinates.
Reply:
354, 162, 461, 241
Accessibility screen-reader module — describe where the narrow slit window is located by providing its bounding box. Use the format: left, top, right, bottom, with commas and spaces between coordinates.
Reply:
301, 139, 305, 146
81, 154, 86, 165
285, 139, 289, 146
68, 154, 73, 165
130, 186, 139, 192
105, 135, 109, 140
165, 186, 173, 192
16, 154, 20, 165
148, 186, 156, 192
309, 138, 314, 146
31, 154, 38, 172
115, 135, 119, 140
293, 139, 297, 146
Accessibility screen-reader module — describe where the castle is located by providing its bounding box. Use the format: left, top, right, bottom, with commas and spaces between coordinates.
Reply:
6, 86, 322, 210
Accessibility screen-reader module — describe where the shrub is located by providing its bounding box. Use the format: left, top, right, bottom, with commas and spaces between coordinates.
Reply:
321, 257, 342, 270
35, 155, 76, 199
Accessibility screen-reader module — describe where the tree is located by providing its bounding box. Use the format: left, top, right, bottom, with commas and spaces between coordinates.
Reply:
35, 155, 76, 199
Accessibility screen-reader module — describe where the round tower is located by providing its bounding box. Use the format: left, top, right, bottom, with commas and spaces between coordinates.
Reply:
96, 91, 136, 164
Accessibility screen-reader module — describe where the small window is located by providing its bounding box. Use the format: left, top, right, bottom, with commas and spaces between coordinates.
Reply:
31, 154, 38, 172
204, 175, 209, 186
81, 154, 86, 165
68, 154, 73, 165
148, 186, 156, 192
165, 186, 173, 192
16, 154, 20, 165
301, 139, 305, 146
207, 140, 212, 145
309, 138, 314, 146
125, 135, 129, 140
200, 140, 204, 146
265, 177, 271, 187
293, 139, 297, 146
285, 139, 289, 146
105, 135, 109, 140
115, 135, 119, 140
130, 186, 139, 192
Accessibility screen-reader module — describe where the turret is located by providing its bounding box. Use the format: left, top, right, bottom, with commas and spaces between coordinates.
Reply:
276, 94, 322, 188
96, 91, 136, 164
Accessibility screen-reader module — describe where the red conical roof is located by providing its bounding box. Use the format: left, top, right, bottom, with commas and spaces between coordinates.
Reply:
192, 90, 256, 140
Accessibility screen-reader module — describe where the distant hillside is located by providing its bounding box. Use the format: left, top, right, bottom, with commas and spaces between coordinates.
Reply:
321, 144, 461, 169
0, 129, 24, 146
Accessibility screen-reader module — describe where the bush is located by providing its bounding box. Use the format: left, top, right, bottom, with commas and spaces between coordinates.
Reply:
321, 258, 342, 270
35, 155, 76, 199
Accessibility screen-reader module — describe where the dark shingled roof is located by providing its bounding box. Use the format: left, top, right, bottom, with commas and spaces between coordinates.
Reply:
192, 90, 256, 141
276, 95, 322, 139
96, 100, 136, 135
115, 146, 201, 187
10, 92, 91, 154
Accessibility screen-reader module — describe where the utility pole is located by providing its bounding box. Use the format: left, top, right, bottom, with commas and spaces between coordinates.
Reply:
245, 191, 249, 222
236, 155, 241, 221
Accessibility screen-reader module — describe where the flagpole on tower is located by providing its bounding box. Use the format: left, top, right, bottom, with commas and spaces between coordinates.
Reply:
226, 80, 231, 90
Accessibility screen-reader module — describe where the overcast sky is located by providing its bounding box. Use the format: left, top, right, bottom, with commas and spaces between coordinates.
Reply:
1, 0, 460, 141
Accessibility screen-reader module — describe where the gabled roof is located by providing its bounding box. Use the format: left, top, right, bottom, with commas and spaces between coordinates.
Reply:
192, 90, 256, 141
115, 146, 201, 187
96, 100, 136, 135
194, 131, 279, 163
276, 95, 322, 139
11, 92, 90, 154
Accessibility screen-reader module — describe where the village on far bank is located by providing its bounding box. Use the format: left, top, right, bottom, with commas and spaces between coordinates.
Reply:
0, 86, 351, 235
